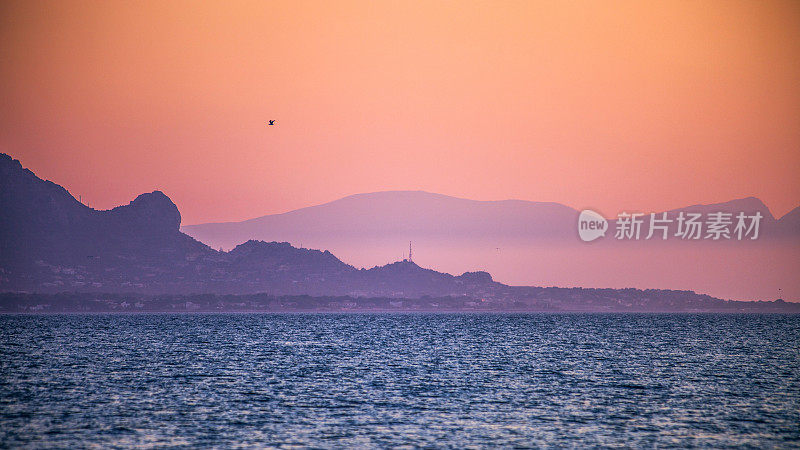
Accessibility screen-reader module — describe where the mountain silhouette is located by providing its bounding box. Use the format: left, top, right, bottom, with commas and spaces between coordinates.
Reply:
183, 191, 795, 250
182, 191, 579, 249
180, 189, 799, 301
1, 152, 797, 304
0, 153, 218, 291
0, 153, 495, 297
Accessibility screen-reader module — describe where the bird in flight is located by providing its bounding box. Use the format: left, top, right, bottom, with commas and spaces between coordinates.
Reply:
268, 120, 276, 126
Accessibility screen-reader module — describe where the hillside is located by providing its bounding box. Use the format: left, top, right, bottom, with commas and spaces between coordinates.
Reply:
181, 191, 800, 301
1, 152, 797, 307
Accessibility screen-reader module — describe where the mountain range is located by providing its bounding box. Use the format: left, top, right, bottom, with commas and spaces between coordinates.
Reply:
0, 153, 495, 298
181, 188, 799, 301
183, 191, 799, 249
1, 152, 798, 305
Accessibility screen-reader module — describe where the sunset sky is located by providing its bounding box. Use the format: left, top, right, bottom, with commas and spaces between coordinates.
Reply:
1, 0, 798, 225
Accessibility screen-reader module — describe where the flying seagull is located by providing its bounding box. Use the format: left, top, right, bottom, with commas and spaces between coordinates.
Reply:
268, 120, 275, 126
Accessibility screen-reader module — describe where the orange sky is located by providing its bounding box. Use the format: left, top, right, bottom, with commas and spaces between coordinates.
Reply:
1, 0, 799, 225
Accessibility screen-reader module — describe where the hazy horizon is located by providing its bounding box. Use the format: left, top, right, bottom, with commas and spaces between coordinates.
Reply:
2, 1, 799, 225
2, 3, 799, 447
180, 189, 800, 227
178, 188, 799, 302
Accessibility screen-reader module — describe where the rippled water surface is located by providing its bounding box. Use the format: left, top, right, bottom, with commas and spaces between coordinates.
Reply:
1, 313, 799, 448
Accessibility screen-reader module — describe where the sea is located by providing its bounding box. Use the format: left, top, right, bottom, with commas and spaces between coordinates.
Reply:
1, 313, 798, 448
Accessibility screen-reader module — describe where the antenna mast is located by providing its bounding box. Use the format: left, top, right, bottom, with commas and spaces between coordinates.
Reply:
408, 241, 413, 263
